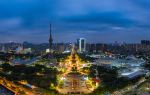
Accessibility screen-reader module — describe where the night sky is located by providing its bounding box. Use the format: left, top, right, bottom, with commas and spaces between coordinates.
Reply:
0, 0, 150, 43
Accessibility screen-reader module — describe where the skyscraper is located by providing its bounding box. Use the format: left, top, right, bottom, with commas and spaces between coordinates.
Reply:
49, 23, 53, 52
77, 38, 86, 53
1, 45, 5, 52
141, 40, 150, 45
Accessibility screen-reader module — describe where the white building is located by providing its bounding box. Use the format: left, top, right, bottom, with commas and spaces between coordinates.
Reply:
93, 55, 146, 79
1, 45, 5, 52
15, 46, 23, 53
77, 38, 86, 52
23, 48, 32, 54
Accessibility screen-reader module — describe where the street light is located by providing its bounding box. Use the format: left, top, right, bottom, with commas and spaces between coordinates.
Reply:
60, 77, 66, 81
84, 76, 88, 80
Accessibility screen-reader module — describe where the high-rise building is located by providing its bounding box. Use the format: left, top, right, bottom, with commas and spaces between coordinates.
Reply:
23, 48, 32, 54
141, 40, 150, 45
15, 46, 23, 54
77, 38, 86, 52
1, 45, 5, 52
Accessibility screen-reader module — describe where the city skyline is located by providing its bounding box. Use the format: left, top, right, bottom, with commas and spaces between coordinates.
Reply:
0, 1, 150, 95
0, 0, 150, 43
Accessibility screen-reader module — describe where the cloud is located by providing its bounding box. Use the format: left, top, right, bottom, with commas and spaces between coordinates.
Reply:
62, 12, 135, 28
0, 0, 149, 43
132, 0, 150, 9
0, 18, 23, 33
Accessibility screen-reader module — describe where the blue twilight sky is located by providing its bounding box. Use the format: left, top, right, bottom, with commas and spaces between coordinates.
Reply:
0, 0, 150, 43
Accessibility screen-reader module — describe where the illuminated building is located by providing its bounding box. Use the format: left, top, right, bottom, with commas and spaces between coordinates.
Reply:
141, 40, 150, 45
77, 38, 86, 52
15, 46, 23, 54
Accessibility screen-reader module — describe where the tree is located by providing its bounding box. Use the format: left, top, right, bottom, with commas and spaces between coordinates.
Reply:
2, 63, 11, 71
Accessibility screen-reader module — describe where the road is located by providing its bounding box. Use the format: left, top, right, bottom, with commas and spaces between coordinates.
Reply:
0, 77, 44, 95
57, 73, 93, 94
112, 78, 146, 95
57, 45, 95, 94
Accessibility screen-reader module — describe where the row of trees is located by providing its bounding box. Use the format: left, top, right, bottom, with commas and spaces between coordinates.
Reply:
89, 65, 139, 94
78, 53, 96, 62
1, 63, 58, 89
